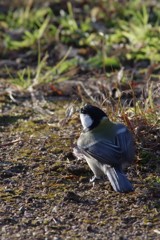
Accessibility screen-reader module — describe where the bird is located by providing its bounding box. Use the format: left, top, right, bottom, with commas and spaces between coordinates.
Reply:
74, 104, 135, 193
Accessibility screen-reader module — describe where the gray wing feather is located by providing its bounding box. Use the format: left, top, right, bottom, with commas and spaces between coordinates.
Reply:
79, 140, 122, 167
115, 124, 135, 164
106, 167, 134, 192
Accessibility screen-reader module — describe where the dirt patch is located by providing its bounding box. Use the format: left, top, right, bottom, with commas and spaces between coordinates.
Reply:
0, 98, 160, 240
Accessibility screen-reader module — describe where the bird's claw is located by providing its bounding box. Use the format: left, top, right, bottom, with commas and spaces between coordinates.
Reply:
89, 176, 101, 183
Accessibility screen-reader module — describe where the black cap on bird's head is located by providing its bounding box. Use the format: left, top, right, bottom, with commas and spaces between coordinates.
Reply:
80, 104, 107, 131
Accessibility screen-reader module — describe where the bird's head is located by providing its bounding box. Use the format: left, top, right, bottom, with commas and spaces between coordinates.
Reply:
80, 104, 108, 131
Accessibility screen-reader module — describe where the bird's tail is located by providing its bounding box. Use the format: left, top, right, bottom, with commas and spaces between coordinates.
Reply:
105, 167, 134, 193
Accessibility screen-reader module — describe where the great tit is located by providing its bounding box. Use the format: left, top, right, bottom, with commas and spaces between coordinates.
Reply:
74, 104, 135, 193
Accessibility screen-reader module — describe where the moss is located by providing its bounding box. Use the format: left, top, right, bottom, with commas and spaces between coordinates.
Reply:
139, 151, 153, 164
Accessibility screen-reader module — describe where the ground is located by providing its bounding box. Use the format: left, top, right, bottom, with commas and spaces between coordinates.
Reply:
0, 94, 160, 240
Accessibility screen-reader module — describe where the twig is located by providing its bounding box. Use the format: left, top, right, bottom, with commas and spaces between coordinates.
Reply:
0, 138, 21, 148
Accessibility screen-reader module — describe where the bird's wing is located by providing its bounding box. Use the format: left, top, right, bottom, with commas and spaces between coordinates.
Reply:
115, 124, 135, 163
79, 140, 122, 167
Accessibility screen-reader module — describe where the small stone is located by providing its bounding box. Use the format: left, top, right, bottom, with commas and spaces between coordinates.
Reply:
63, 191, 81, 203
4, 189, 15, 194
86, 225, 93, 232
19, 206, 25, 214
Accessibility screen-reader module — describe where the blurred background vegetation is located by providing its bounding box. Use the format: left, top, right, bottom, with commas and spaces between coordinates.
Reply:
0, 0, 159, 91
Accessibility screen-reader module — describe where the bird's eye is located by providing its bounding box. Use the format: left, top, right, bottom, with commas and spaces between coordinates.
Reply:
80, 108, 85, 114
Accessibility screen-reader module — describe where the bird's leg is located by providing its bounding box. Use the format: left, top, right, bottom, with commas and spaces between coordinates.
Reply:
73, 147, 84, 160
90, 175, 103, 188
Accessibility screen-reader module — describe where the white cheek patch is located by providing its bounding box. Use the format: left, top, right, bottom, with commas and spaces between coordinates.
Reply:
80, 114, 93, 129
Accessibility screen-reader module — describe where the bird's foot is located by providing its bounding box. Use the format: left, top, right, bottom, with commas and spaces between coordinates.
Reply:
89, 176, 101, 183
